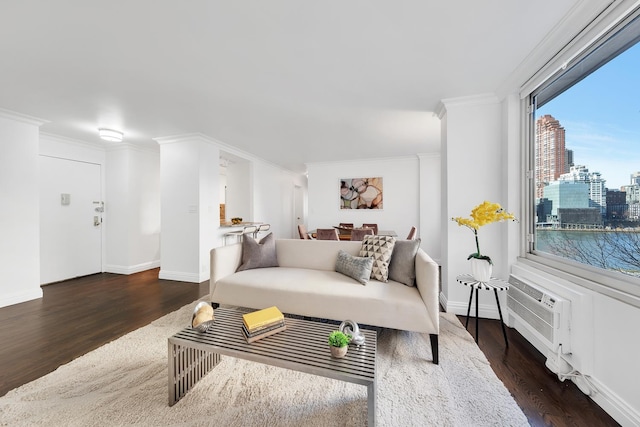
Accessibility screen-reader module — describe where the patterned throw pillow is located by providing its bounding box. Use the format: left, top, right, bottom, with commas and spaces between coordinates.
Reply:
335, 250, 374, 285
359, 235, 396, 282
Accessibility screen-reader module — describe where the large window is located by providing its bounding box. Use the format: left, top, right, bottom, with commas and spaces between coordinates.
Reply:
529, 7, 640, 286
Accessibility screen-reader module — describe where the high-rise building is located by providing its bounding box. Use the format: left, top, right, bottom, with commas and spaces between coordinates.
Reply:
631, 171, 640, 186
560, 165, 607, 215
535, 114, 566, 198
565, 149, 574, 172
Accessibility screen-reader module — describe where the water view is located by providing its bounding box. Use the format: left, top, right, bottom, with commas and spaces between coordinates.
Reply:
536, 229, 640, 276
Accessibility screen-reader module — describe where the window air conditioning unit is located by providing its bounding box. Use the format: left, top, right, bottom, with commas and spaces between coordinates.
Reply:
507, 275, 571, 354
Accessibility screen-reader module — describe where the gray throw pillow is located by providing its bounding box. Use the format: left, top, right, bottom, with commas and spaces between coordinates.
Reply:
237, 232, 279, 271
388, 238, 421, 286
335, 250, 374, 285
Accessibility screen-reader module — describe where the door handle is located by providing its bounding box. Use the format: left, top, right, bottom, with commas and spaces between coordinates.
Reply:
94, 216, 101, 226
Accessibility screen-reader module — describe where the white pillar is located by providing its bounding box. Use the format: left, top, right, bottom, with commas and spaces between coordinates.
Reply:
438, 94, 505, 317
156, 134, 220, 283
105, 144, 161, 274
0, 109, 48, 307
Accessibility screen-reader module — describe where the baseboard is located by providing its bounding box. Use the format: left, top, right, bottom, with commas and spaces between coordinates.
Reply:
439, 291, 448, 312
583, 376, 640, 427
158, 269, 202, 283
446, 300, 501, 320
104, 260, 160, 275
0, 288, 43, 308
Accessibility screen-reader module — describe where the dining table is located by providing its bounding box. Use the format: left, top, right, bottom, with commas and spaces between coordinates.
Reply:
309, 228, 397, 240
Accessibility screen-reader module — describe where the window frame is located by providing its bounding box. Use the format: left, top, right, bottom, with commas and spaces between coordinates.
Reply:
521, 4, 640, 306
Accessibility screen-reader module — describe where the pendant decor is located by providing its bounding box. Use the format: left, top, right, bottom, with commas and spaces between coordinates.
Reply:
470, 258, 492, 282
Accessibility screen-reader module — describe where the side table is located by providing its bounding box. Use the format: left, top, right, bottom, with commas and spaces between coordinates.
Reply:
455, 274, 509, 347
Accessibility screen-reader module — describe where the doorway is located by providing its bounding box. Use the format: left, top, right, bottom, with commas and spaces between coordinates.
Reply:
39, 156, 102, 284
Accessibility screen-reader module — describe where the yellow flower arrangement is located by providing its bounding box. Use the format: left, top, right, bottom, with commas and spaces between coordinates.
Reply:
451, 201, 517, 264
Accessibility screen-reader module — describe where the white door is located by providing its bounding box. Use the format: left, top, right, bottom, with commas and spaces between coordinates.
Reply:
39, 156, 102, 284
293, 185, 305, 236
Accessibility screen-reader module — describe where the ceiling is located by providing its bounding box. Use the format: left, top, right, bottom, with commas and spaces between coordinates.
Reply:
0, 1, 592, 173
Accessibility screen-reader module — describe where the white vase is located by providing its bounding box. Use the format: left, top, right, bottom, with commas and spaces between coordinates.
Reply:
330, 345, 348, 358
470, 258, 492, 282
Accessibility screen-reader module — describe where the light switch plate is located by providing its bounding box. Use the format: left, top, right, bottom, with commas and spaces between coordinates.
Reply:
61, 193, 71, 205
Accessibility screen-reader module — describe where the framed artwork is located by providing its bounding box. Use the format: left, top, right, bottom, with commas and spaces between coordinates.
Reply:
340, 177, 383, 209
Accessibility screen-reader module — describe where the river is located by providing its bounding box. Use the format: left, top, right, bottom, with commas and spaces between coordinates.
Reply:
536, 229, 640, 275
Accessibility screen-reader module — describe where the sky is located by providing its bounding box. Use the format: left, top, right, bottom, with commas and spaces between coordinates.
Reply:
537, 42, 640, 189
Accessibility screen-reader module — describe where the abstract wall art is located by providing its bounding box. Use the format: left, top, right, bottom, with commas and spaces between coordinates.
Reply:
339, 177, 383, 209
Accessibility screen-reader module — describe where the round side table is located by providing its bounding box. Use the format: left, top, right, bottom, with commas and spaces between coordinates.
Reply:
455, 274, 509, 347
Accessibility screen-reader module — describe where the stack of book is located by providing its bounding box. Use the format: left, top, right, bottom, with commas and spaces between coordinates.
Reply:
242, 306, 287, 343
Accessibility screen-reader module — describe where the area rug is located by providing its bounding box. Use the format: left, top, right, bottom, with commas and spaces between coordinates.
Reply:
0, 301, 528, 427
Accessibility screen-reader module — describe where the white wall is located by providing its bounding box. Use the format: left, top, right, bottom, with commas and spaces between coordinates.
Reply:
252, 160, 304, 240
105, 144, 161, 274
157, 135, 219, 283
440, 95, 506, 316
0, 111, 44, 307
306, 157, 422, 246
418, 153, 442, 262
225, 161, 252, 222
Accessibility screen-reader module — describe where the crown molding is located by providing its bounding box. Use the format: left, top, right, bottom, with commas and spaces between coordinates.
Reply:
0, 108, 49, 126
154, 132, 302, 176
436, 93, 500, 119
40, 132, 105, 151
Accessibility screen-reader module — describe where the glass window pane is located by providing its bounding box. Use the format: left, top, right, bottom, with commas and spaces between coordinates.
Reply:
533, 42, 640, 278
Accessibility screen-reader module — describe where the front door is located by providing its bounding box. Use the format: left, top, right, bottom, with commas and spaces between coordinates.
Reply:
39, 156, 102, 284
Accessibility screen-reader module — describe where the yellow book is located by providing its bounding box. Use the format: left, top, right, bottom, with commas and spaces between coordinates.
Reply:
242, 306, 284, 331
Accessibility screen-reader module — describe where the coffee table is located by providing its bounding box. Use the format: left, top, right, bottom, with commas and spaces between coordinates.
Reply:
168, 307, 378, 425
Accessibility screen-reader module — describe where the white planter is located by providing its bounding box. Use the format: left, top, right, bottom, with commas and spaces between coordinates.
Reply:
330, 345, 348, 358
470, 258, 492, 282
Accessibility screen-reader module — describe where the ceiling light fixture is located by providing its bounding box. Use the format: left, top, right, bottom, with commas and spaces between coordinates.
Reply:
98, 128, 124, 142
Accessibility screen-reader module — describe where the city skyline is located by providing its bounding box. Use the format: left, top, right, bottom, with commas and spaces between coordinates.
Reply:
537, 42, 640, 189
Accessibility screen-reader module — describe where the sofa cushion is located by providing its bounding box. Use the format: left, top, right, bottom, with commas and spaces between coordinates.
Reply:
359, 235, 396, 282
212, 267, 436, 333
388, 238, 421, 286
237, 232, 278, 271
335, 249, 374, 285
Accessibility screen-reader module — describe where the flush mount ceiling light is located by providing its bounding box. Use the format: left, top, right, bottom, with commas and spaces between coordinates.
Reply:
98, 128, 124, 142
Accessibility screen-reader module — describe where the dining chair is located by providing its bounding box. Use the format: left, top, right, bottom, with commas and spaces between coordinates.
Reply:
316, 228, 340, 240
336, 223, 353, 238
298, 224, 311, 240
361, 223, 378, 235
253, 223, 271, 239
406, 226, 417, 240
350, 228, 374, 241
224, 225, 258, 246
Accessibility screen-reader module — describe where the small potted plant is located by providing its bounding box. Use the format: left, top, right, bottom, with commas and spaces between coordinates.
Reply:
328, 330, 351, 358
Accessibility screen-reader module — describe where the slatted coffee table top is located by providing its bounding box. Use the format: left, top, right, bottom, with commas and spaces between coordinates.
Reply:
170, 307, 377, 386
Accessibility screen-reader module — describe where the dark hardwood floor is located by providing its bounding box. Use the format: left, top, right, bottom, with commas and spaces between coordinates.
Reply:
0, 269, 208, 397
0, 269, 619, 426
460, 315, 619, 427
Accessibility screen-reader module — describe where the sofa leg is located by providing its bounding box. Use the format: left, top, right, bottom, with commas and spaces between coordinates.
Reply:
429, 334, 439, 364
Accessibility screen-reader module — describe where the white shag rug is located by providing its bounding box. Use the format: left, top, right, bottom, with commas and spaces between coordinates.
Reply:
0, 301, 529, 427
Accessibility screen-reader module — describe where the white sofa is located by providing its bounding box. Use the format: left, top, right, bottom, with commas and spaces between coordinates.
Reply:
210, 238, 440, 363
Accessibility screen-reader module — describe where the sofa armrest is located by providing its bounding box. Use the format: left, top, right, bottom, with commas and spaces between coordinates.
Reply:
415, 248, 440, 334
210, 244, 243, 296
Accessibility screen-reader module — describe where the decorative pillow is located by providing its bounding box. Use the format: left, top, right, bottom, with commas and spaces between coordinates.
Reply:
335, 250, 374, 285
236, 232, 279, 271
388, 238, 421, 286
359, 235, 396, 282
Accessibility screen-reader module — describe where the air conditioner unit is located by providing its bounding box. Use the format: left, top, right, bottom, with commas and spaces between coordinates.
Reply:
507, 274, 571, 354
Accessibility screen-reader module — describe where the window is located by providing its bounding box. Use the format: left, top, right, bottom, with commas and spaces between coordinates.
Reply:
527, 7, 640, 288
